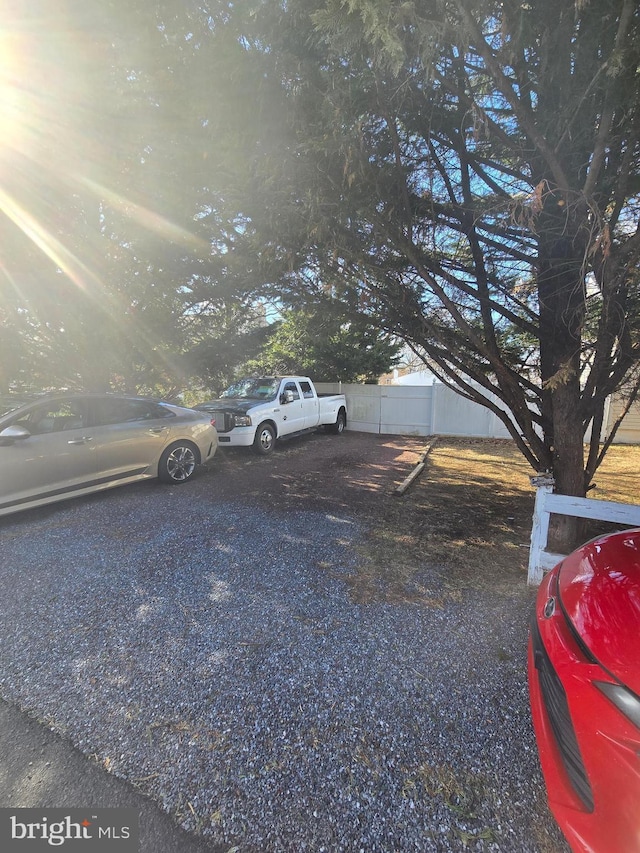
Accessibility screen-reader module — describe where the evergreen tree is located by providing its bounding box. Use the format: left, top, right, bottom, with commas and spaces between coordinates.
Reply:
244, 305, 402, 382
204, 0, 640, 506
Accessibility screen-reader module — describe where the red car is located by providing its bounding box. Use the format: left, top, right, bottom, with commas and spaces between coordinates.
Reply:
528, 528, 640, 853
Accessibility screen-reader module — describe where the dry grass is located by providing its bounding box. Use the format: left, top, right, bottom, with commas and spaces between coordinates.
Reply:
349, 437, 640, 604
584, 443, 640, 503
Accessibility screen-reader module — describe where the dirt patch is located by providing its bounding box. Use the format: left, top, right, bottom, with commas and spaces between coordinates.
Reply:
204, 431, 640, 605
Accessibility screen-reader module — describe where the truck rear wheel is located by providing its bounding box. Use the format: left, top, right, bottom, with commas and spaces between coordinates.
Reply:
326, 408, 346, 435
253, 422, 276, 454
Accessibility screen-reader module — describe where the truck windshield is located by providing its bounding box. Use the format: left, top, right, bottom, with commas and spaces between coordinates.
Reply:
221, 378, 279, 401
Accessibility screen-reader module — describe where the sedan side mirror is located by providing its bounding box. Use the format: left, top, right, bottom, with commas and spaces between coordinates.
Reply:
0, 425, 31, 445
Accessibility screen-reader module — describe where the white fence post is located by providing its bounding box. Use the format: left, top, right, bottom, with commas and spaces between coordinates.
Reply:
528, 475, 563, 586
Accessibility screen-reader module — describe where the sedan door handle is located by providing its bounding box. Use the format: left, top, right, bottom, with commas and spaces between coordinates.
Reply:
67, 437, 93, 445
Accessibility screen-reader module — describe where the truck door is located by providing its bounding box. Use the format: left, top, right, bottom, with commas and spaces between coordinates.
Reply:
279, 381, 305, 434
299, 380, 320, 429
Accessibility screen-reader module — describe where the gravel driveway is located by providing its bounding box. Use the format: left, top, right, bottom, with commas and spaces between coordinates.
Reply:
0, 431, 568, 852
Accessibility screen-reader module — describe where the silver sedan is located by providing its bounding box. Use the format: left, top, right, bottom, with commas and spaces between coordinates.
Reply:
0, 393, 218, 517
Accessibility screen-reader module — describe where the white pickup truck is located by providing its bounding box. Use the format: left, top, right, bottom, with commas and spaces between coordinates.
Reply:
195, 376, 347, 454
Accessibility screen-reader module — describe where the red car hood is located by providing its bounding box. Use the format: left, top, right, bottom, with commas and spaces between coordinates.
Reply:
558, 529, 640, 695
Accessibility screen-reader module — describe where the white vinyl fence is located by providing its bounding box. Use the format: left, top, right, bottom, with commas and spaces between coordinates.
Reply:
316, 382, 640, 443
316, 382, 513, 438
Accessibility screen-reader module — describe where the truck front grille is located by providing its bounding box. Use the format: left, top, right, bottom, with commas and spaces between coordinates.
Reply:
200, 409, 232, 433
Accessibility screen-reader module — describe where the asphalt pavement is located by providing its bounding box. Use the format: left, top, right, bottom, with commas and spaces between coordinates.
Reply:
0, 698, 226, 853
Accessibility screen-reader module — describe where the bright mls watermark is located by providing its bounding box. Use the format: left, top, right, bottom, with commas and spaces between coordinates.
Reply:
1, 809, 139, 851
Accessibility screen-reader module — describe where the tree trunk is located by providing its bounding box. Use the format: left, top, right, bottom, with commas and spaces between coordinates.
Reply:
537, 197, 588, 551
548, 378, 588, 551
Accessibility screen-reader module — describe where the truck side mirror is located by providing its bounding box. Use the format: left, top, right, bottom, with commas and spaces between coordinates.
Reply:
281, 390, 295, 404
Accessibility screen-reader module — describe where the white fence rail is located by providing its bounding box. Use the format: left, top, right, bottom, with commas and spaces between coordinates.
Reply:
528, 474, 640, 585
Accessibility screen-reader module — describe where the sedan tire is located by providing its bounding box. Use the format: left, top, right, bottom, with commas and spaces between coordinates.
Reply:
158, 441, 199, 483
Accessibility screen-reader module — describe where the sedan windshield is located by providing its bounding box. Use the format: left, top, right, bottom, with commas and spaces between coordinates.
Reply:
221, 378, 279, 401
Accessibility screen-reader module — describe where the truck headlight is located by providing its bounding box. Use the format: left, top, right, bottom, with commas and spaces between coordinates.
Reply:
233, 414, 252, 427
